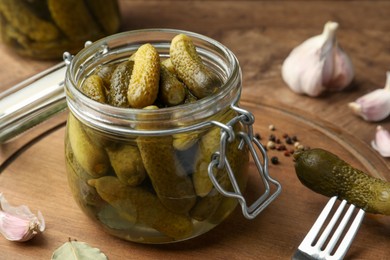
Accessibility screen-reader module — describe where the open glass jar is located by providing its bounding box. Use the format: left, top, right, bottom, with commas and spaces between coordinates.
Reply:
64, 29, 281, 243
0, 0, 120, 59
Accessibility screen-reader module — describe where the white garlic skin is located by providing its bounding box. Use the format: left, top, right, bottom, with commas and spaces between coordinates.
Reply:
325, 46, 354, 90
281, 21, 354, 97
371, 125, 390, 157
0, 193, 45, 242
348, 72, 390, 122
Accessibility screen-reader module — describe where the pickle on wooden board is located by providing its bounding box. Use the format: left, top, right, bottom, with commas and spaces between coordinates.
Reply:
109, 60, 134, 107
67, 113, 110, 177
137, 135, 197, 214
170, 34, 222, 99
88, 176, 194, 239
81, 75, 107, 103
0, 0, 59, 42
127, 43, 160, 108
106, 144, 146, 186
48, 0, 102, 40
159, 64, 186, 106
85, 0, 120, 35
294, 148, 390, 215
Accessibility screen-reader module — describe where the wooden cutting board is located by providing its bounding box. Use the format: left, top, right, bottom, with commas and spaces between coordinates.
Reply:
1, 1, 390, 259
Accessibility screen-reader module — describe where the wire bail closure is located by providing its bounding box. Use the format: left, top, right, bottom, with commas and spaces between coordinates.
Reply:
208, 105, 282, 220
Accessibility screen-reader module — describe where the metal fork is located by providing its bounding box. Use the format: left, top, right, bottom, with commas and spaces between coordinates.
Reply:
292, 196, 365, 260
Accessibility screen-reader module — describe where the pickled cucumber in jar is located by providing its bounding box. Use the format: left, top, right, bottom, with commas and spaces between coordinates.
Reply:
0, 0, 120, 59
65, 33, 251, 243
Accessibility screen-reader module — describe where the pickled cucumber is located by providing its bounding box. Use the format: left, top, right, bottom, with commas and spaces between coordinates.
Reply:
192, 126, 220, 197
67, 113, 110, 177
191, 126, 249, 220
1, 20, 73, 58
81, 75, 107, 103
136, 105, 196, 214
159, 64, 186, 106
106, 144, 146, 186
85, 0, 120, 34
65, 139, 105, 210
20, 37, 75, 59
21, 0, 52, 21
48, 0, 102, 39
170, 34, 221, 98
1, 23, 30, 49
137, 135, 197, 214
88, 176, 194, 239
192, 110, 237, 197
184, 88, 198, 104
294, 148, 390, 215
127, 44, 160, 108
161, 58, 176, 74
190, 176, 228, 221
94, 63, 117, 89
0, 0, 59, 42
173, 132, 199, 151
109, 60, 134, 107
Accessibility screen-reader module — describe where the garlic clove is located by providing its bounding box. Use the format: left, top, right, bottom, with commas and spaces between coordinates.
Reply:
348, 72, 390, 122
325, 46, 354, 90
371, 125, 390, 157
281, 37, 325, 96
0, 193, 45, 242
281, 21, 354, 97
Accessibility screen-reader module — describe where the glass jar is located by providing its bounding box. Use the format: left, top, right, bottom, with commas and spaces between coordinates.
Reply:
0, 0, 120, 59
64, 29, 281, 243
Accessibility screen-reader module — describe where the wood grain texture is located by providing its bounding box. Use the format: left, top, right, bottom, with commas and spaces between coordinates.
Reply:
0, 1, 389, 259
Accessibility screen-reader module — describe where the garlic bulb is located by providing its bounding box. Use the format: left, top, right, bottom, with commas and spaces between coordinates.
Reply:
0, 193, 45, 242
371, 125, 390, 157
281, 21, 354, 97
348, 72, 390, 122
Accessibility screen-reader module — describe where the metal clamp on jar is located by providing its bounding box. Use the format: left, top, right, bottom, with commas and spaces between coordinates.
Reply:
0, 29, 281, 243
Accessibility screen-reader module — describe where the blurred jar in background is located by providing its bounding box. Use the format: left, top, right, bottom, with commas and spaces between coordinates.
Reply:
0, 0, 121, 59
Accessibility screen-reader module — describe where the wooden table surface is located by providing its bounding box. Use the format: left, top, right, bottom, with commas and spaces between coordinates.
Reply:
1, 1, 390, 259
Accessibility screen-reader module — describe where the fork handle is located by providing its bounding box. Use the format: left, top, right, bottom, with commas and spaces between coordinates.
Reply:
292, 249, 315, 260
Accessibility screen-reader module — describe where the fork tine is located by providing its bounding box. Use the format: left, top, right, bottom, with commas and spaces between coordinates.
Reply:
299, 196, 338, 248
316, 199, 347, 249
296, 196, 365, 260
330, 208, 365, 259
324, 202, 356, 253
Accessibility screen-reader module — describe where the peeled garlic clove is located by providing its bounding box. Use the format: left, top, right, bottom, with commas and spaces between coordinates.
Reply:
348, 72, 390, 122
281, 21, 354, 97
0, 193, 45, 242
371, 125, 390, 157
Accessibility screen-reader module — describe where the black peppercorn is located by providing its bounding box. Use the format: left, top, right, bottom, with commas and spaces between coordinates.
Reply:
271, 156, 279, 164
285, 136, 293, 144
